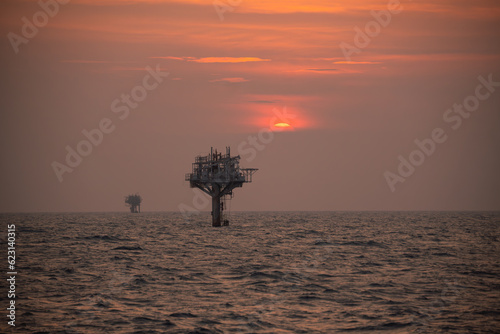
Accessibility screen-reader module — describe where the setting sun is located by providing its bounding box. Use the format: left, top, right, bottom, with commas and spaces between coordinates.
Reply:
274, 122, 291, 128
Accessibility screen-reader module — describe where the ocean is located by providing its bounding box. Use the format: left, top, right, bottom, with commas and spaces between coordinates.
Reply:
1, 211, 499, 333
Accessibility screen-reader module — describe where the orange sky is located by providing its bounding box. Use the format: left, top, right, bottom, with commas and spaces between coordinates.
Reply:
1, 0, 499, 212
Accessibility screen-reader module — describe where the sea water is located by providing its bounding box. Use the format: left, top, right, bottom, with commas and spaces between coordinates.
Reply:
1, 211, 499, 333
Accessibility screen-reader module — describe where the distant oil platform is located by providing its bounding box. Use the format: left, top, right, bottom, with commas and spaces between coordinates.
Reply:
125, 194, 142, 213
185, 147, 258, 227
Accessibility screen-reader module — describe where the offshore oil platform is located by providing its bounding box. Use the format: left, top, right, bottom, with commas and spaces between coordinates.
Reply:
185, 147, 258, 227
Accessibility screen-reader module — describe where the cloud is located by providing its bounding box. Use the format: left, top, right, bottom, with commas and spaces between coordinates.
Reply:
192, 57, 270, 63
333, 61, 381, 64
305, 68, 338, 72
151, 56, 270, 63
150, 56, 196, 61
67, 0, 355, 13
287, 68, 339, 73
210, 77, 250, 83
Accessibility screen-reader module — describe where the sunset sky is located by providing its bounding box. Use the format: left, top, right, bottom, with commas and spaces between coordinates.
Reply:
1, 0, 499, 212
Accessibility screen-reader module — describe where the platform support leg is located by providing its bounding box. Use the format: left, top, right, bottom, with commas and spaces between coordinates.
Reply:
211, 185, 221, 227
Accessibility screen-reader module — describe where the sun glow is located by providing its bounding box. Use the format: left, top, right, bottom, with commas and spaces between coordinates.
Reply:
274, 122, 291, 128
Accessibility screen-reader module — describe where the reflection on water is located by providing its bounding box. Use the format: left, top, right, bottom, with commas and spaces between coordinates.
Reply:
1, 211, 499, 333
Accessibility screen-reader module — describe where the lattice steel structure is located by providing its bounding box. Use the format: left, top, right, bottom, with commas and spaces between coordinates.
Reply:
185, 147, 258, 226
